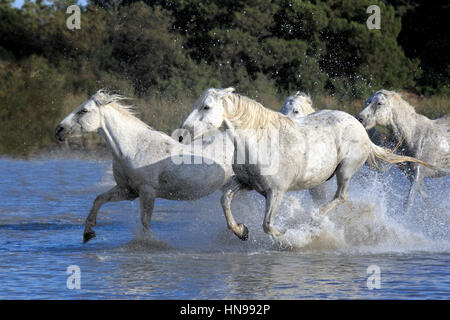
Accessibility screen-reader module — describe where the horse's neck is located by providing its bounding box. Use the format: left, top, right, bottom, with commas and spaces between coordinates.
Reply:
300, 103, 314, 115
223, 118, 279, 165
98, 106, 150, 160
388, 101, 426, 149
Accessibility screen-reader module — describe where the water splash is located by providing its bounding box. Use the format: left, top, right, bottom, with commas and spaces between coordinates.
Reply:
272, 168, 450, 253
97, 162, 450, 254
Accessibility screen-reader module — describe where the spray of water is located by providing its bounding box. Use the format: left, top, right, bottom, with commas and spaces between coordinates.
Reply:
98, 164, 449, 254
272, 167, 449, 253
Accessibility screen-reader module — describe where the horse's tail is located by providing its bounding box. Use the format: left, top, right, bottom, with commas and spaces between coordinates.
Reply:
368, 143, 433, 169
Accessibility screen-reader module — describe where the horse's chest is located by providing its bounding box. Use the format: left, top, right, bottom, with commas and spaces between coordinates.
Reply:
232, 164, 267, 191
112, 166, 139, 195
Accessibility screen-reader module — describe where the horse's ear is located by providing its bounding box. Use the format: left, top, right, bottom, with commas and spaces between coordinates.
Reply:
204, 95, 215, 107
93, 89, 110, 106
218, 87, 235, 98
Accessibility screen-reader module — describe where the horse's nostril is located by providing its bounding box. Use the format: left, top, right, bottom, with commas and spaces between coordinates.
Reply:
178, 136, 183, 143
55, 125, 65, 140
358, 117, 364, 123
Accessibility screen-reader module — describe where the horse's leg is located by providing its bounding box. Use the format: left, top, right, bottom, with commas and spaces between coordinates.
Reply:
139, 189, 155, 231
418, 176, 429, 199
309, 184, 327, 206
319, 153, 365, 216
220, 177, 248, 240
83, 185, 136, 243
262, 189, 286, 237
319, 173, 349, 216
404, 165, 426, 213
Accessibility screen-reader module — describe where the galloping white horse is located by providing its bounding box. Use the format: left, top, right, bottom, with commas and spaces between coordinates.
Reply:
179, 88, 431, 240
356, 90, 449, 210
55, 90, 234, 243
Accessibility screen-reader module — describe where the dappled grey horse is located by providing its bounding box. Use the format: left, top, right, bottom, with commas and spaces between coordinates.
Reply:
179, 88, 431, 240
357, 90, 449, 211
55, 90, 234, 243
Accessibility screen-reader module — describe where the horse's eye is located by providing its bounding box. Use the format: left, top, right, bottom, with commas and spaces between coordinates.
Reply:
293, 110, 299, 114
203, 105, 210, 111
78, 109, 88, 115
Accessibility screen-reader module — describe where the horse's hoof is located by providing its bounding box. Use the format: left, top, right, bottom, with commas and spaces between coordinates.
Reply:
83, 230, 96, 243
238, 224, 249, 241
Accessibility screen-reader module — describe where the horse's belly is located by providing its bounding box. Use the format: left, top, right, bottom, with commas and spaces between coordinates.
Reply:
156, 163, 227, 200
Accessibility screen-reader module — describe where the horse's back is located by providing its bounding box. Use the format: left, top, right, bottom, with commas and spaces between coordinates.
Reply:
434, 114, 450, 128
297, 109, 370, 144
286, 110, 370, 189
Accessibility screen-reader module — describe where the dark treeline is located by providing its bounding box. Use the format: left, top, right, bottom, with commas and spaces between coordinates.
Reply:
0, 0, 448, 155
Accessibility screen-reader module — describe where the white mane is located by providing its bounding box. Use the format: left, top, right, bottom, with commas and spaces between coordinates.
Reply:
222, 92, 294, 131
91, 90, 151, 129
376, 90, 416, 114
92, 90, 138, 116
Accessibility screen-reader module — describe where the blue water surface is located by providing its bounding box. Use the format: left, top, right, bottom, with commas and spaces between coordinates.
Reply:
0, 158, 449, 299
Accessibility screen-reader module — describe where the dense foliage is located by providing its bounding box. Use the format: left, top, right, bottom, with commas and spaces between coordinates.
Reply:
0, 0, 448, 155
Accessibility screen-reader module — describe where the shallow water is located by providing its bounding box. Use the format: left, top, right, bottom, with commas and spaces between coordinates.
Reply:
0, 157, 449, 299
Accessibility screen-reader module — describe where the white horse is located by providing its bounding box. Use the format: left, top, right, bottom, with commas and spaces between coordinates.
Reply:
281, 91, 387, 147
280, 91, 316, 119
179, 88, 431, 240
280, 91, 327, 204
55, 90, 234, 243
356, 90, 449, 211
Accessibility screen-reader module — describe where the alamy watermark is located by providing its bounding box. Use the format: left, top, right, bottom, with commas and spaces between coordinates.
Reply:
366, 5, 381, 30
66, 265, 81, 290
170, 128, 280, 176
366, 265, 381, 290
66, 5, 81, 30
63, 4, 381, 32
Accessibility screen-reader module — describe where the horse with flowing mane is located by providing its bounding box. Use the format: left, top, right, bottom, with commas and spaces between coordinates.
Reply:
357, 89, 450, 211
55, 90, 234, 243
179, 88, 432, 241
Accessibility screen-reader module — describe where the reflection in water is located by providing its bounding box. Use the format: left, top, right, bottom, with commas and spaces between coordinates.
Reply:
0, 158, 449, 299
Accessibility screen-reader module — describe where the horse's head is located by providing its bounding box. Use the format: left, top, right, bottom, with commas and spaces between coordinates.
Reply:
356, 90, 394, 130
55, 90, 111, 141
280, 91, 314, 120
178, 87, 235, 143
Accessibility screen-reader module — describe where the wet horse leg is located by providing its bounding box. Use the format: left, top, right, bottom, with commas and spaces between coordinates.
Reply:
139, 188, 155, 231
404, 165, 426, 213
220, 177, 248, 240
309, 184, 327, 206
83, 185, 137, 243
319, 174, 349, 216
320, 152, 365, 216
262, 189, 286, 237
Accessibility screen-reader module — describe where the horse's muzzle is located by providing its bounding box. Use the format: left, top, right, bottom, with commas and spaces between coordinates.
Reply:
356, 114, 367, 127
174, 128, 192, 145
55, 124, 66, 141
